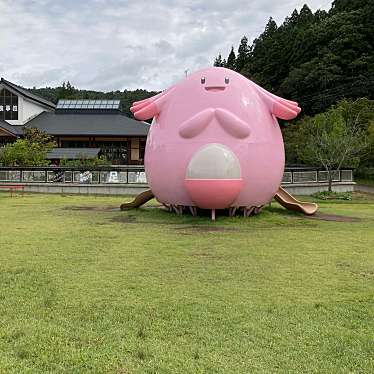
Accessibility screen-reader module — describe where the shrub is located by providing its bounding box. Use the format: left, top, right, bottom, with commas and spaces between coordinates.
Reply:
60, 155, 111, 167
312, 191, 352, 200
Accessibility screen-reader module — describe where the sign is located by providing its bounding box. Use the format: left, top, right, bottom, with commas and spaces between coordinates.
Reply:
79, 171, 92, 183
108, 171, 119, 183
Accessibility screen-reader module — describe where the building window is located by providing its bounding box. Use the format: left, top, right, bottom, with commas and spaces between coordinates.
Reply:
61, 140, 90, 148
140, 139, 146, 160
0, 89, 18, 121
131, 138, 140, 161
93, 140, 129, 165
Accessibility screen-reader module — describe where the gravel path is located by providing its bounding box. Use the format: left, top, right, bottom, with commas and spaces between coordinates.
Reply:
355, 184, 374, 194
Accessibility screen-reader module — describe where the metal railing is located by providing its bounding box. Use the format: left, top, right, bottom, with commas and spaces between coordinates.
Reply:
0, 166, 353, 185
0, 166, 147, 184
281, 167, 353, 184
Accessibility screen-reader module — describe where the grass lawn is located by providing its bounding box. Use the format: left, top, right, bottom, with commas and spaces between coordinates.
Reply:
0, 192, 373, 373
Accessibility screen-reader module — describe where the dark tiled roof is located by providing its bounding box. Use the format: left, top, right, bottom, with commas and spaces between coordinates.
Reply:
0, 120, 24, 136
0, 78, 56, 109
26, 112, 150, 136
46, 148, 101, 159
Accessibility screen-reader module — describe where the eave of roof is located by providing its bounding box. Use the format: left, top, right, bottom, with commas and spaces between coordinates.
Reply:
46, 147, 101, 159
0, 78, 56, 109
0, 120, 23, 137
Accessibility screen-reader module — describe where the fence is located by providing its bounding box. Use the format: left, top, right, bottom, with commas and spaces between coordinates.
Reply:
0, 166, 353, 185
281, 168, 353, 184
0, 166, 147, 184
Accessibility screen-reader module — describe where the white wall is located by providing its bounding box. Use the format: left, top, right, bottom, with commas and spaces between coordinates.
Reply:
7, 96, 53, 126
1, 84, 53, 126
23, 97, 52, 124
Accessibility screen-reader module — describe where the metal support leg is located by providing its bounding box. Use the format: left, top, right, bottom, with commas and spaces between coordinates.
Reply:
254, 205, 264, 215
162, 203, 170, 211
211, 209, 216, 221
245, 206, 255, 217
229, 207, 237, 217
189, 206, 197, 216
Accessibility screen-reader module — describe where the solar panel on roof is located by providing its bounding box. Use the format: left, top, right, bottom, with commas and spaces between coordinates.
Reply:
56, 99, 121, 111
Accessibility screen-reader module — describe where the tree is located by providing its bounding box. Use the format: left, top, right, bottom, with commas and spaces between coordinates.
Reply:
214, 53, 224, 67
236, 36, 251, 73
0, 128, 56, 166
58, 81, 76, 99
226, 47, 236, 70
261, 17, 278, 38
215, 1, 374, 115
23, 127, 55, 149
297, 102, 368, 191
298, 4, 314, 24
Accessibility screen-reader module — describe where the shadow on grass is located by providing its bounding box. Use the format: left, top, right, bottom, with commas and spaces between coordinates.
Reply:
108, 204, 323, 232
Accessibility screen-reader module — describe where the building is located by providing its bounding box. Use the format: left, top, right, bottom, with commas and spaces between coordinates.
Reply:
0, 78, 149, 165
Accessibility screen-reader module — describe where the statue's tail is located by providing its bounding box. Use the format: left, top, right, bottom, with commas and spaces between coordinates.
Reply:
120, 189, 154, 210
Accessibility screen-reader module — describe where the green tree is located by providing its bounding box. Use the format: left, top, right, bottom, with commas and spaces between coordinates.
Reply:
236, 36, 251, 73
297, 103, 368, 191
226, 47, 236, 70
23, 127, 55, 149
0, 128, 56, 166
216, 0, 374, 115
214, 53, 224, 67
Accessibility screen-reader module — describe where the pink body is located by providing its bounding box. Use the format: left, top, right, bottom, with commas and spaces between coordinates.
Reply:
131, 67, 301, 209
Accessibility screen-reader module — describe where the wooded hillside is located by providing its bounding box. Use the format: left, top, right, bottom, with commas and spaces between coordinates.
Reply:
29, 82, 157, 118
215, 0, 374, 115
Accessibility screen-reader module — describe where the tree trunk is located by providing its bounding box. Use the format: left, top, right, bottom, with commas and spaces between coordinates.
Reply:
328, 170, 332, 192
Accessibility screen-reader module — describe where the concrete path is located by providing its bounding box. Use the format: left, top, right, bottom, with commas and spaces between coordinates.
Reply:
355, 184, 374, 194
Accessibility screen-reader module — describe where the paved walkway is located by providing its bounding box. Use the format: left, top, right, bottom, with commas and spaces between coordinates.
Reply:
355, 184, 374, 194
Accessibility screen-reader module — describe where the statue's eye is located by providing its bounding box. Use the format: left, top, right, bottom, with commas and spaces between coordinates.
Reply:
225, 77, 229, 84
201, 77, 206, 84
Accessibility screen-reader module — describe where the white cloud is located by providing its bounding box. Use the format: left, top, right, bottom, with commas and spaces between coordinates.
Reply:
0, 0, 332, 91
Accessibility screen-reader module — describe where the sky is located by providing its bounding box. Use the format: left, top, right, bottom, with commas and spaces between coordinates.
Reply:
0, 0, 332, 92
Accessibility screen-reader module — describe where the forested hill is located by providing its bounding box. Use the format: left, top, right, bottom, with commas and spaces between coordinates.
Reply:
214, 0, 374, 115
30, 83, 157, 118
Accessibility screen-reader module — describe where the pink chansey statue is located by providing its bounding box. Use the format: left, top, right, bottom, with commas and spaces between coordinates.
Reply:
121, 67, 317, 219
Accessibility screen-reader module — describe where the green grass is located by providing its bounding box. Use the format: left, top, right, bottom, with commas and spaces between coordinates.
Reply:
0, 192, 373, 373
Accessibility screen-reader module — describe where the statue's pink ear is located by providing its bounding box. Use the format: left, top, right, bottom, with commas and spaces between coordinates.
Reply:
130, 86, 175, 121
252, 82, 301, 120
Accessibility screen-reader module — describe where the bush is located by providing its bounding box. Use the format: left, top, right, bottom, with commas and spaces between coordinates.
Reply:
0, 139, 51, 166
312, 191, 352, 200
60, 155, 111, 167
355, 166, 374, 181
0, 127, 55, 166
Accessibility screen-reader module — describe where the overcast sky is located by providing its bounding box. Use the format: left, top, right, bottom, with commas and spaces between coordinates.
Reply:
1, 0, 332, 92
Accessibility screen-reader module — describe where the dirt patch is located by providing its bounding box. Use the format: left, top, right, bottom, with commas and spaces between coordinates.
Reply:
189, 252, 219, 259
63, 205, 118, 212
306, 212, 361, 222
173, 225, 238, 234
64, 205, 361, 224
64, 204, 165, 213
111, 215, 137, 223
